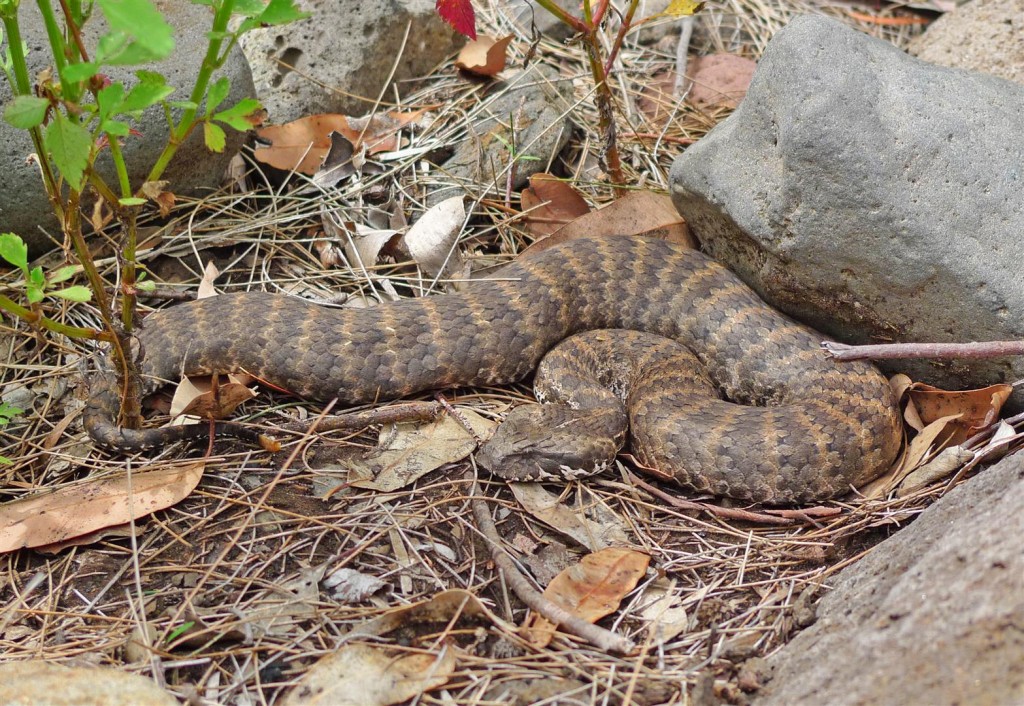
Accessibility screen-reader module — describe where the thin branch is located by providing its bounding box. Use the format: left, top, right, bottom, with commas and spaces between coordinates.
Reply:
823, 340, 1024, 362
469, 476, 636, 655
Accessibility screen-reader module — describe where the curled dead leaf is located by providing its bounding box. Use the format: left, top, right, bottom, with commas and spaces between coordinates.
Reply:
521, 191, 693, 257
403, 195, 467, 279
520, 173, 590, 239
523, 548, 650, 648
255, 110, 427, 174
455, 35, 513, 77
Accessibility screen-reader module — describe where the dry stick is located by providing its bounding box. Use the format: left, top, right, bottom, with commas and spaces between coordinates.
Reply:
468, 476, 636, 655
624, 471, 796, 526
276, 401, 442, 435
823, 340, 1024, 362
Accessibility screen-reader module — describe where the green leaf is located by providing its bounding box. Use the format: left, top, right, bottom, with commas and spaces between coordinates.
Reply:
0, 401, 23, 424
165, 621, 196, 643
49, 265, 80, 284
101, 118, 131, 136
203, 121, 226, 152
49, 285, 93, 302
97, 31, 166, 65
230, 0, 266, 17
60, 61, 100, 83
213, 98, 262, 131
257, 0, 309, 25
97, 0, 174, 61
136, 278, 156, 292
122, 70, 174, 112
205, 76, 230, 116
0, 232, 29, 271
119, 197, 147, 206
96, 82, 125, 120
44, 112, 92, 190
4, 96, 50, 129
27, 267, 45, 303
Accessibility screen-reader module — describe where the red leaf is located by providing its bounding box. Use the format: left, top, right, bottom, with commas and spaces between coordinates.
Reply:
436, 0, 476, 40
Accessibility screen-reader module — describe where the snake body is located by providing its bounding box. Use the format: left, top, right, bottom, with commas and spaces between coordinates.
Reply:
85, 236, 902, 504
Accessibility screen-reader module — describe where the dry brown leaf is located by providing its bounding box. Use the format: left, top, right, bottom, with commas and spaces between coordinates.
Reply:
196, 260, 220, 299
522, 191, 694, 256
169, 374, 256, 427
520, 173, 591, 239
403, 195, 466, 278
0, 462, 205, 552
141, 180, 175, 217
255, 110, 426, 174
523, 548, 650, 648
0, 662, 178, 706
342, 224, 401, 269
688, 54, 756, 109
638, 579, 690, 646
906, 382, 1012, 445
508, 482, 631, 551
282, 643, 456, 706
283, 589, 500, 706
454, 35, 513, 77
896, 445, 975, 497
177, 379, 257, 421
347, 409, 495, 492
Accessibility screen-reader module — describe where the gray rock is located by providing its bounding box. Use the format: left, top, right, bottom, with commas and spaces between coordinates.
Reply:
670, 15, 1024, 408
0, 1, 254, 256
753, 451, 1024, 706
427, 63, 573, 207
238, 0, 464, 124
910, 0, 1024, 85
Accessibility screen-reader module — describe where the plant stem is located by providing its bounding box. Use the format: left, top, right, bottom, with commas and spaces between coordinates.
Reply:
34, 0, 80, 102
146, 0, 236, 184
1, 12, 67, 223
604, 0, 641, 74
532, 0, 587, 32
56, 0, 90, 63
0, 293, 110, 340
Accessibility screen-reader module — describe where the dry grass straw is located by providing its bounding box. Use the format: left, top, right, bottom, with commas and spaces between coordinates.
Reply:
0, 2, 1000, 704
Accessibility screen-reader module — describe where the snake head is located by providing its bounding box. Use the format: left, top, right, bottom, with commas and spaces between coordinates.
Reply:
475, 403, 627, 481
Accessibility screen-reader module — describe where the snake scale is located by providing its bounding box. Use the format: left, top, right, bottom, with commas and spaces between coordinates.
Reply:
84, 236, 902, 504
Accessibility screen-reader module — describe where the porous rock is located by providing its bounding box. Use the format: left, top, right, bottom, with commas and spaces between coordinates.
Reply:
753, 451, 1024, 706
909, 0, 1024, 84
669, 15, 1024, 408
238, 0, 463, 123
0, 1, 254, 255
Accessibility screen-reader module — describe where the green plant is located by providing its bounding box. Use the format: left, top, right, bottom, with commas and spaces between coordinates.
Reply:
437, 0, 704, 190
0, 0, 305, 429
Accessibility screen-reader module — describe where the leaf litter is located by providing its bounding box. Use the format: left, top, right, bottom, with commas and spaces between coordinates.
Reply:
0, 2, 1016, 705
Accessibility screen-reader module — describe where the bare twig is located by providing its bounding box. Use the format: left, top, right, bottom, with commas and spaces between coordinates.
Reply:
469, 476, 636, 655
276, 401, 442, 435
823, 340, 1024, 362
624, 470, 798, 525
